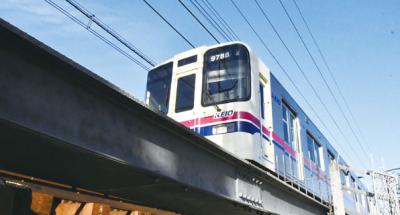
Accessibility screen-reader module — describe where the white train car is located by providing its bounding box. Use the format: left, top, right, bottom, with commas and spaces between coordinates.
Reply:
145, 42, 371, 214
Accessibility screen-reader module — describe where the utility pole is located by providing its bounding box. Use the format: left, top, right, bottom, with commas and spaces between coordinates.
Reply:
329, 161, 400, 215
368, 170, 400, 215
384, 168, 400, 214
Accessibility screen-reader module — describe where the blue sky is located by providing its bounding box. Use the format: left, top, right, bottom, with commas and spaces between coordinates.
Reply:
1, 0, 399, 171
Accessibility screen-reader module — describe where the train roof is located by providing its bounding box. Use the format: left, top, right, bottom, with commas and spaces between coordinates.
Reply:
151, 41, 252, 69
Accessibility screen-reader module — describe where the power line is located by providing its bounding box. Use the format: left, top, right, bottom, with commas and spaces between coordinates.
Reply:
251, 0, 337, 144
142, 0, 195, 48
291, 0, 375, 156
45, 0, 151, 71
229, 0, 356, 163
177, 0, 220, 44
192, 0, 233, 41
276, 0, 371, 162
250, 0, 364, 165
188, 0, 231, 41
202, 0, 240, 40
65, 0, 156, 67
197, 0, 238, 41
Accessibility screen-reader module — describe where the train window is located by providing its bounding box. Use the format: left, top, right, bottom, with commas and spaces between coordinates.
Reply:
351, 177, 357, 200
282, 102, 298, 150
146, 62, 173, 114
326, 150, 335, 171
306, 133, 322, 167
178, 55, 197, 67
346, 176, 351, 194
314, 141, 321, 167
358, 186, 362, 205
202, 44, 250, 106
282, 107, 289, 143
175, 74, 196, 112
259, 83, 265, 119
327, 150, 335, 161
340, 170, 346, 185
307, 134, 315, 162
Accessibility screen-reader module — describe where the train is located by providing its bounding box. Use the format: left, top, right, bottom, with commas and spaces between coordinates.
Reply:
145, 42, 371, 214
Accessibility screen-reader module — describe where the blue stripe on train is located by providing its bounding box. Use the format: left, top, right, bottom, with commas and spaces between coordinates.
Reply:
194, 121, 299, 162
193, 121, 323, 180
191, 121, 324, 180
194, 120, 270, 142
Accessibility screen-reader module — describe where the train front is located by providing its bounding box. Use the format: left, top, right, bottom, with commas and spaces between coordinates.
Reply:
145, 43, 270, 167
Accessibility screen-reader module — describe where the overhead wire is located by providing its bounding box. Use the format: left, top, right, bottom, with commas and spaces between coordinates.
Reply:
65, 0, 156, 67
252, 0, 366, 167
197, 0, 234, 41
175, 0, 240, 111
291, 0, 375, 157
229, 0, 359, 164
251, 0, 337, 144
142, 0, 195, 48
193, 0, 234, 41
177, 0, 220, 44
276, 0, 371, 163
45, 0, 151, 71
188, 0, 232, 41
202, 0, 240, 40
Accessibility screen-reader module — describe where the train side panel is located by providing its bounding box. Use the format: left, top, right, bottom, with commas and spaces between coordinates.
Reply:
269, 74, 331, 201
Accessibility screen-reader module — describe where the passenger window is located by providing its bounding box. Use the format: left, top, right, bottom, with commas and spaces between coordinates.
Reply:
259, 82, 265, 119
327, 150, 335, 169
306, 132, 322, 168
282, 102, 299, 150
327, 150, 335, 161
175, 74, 196, 112
340, 170, 346, 185
351, 177, 357, 200
307, 134, 315, 162
314, 141, 321, 167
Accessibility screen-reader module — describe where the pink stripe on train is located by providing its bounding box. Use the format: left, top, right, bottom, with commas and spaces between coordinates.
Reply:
181, 111, 335, 173
180, 111, 297, 157
303, 156, 326, 179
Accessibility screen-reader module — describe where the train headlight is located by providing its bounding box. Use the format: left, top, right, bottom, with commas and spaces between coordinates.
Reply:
212, 122, 235, 135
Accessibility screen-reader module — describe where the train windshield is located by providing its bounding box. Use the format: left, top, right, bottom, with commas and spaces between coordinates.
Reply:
145, 62, 173, 114
202, 44, 250, 106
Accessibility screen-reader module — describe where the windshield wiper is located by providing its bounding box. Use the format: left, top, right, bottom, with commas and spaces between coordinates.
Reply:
205, 89, 221, 112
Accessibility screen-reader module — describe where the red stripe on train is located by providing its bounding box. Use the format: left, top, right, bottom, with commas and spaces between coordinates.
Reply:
180, 111, 329, 173
180, 112, 239, 127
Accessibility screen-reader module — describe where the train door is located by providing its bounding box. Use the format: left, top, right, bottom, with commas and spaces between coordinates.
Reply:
169, 69, 199, 131
259, 78, 268, 157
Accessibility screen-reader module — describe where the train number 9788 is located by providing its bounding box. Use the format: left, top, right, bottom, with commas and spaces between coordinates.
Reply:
210, 52, 230, 62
